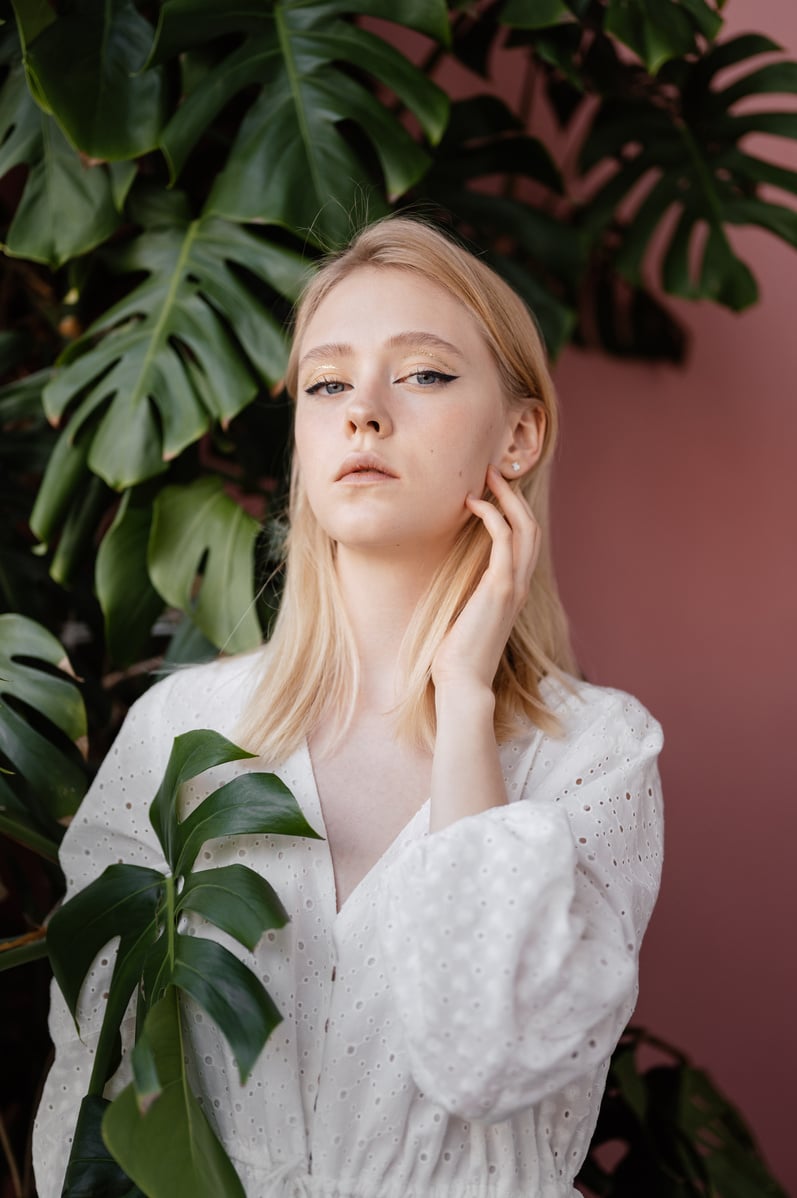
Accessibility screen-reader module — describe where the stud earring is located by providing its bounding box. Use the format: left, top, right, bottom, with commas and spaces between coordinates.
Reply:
511, 461, 521, 473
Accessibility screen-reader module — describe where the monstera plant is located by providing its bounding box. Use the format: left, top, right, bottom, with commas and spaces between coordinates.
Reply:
0, 0, 794, 1193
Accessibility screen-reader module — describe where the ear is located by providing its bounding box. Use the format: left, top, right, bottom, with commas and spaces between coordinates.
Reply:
497, 402, 546, 480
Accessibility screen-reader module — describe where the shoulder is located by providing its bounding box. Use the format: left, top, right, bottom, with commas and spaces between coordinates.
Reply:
541, 672, 663, 755
501, 674, 662, 798
125, 646, 269, 741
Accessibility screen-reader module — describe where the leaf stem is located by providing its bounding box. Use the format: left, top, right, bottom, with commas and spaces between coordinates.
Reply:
165, 874, 176, 971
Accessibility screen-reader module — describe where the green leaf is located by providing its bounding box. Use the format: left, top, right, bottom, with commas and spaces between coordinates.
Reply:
0, 697, 86, 833
103, 987, 247, 1198
47, 863, 165, 1020
50, 474, 111, 587
10, 0, 56, 48
62, 1096, 146, 1198
721, 197, 797, 247
162, 20, 447, 185
429, 96, 562, 193
41, 215, 298, 491
172, 934, 282, 1081
0, 56, 121, 266
29, 419, 94, 546
174, 770, 322, 878
321, 0, 450, 44
700, 226, 757, 309
151, 0, 449, 63
148, 477, 262, 655
615, 175, 681, 284
96, 492, 164, 667
0, 615, 87, 832
0, 794, 60, 860
486, 252, 576, 358
716, 149, 797, 196
500, 0, 576, 30
0, 614, 85, 742
662, 209, 700, 297
178, 864, 289, 951
20, 0, 166, 159
605, 0, 700, 75
714, 61, 797, 108
204, 4, 444, 243
148, 729, 255, 873
693, 32, 782, 83
578, 36, 797, 314
87, 921, 162, 1095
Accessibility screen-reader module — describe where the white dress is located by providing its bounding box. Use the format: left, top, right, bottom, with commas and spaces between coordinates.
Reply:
34, 650, 663, 1198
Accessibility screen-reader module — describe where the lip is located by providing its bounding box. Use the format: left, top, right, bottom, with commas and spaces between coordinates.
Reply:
335, 453, 399, 482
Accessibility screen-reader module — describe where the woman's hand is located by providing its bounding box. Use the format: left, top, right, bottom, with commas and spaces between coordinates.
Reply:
431, 464, 541, 697
428, 465, 540, 831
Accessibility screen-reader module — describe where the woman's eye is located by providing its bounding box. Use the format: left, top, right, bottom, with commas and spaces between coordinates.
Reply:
405, 370, 458, 387
305, 378, 347, 396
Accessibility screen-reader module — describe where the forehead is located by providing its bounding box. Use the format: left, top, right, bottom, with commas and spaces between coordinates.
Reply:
297, 265, 489, 359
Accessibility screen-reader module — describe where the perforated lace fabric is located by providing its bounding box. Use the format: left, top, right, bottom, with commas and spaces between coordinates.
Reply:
33, 650, 663, 1198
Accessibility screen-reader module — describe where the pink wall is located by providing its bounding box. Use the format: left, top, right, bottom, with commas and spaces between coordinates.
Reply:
550, 3, 797, 1188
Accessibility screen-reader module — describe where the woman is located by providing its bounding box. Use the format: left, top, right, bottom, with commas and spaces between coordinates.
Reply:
35, 217, 663, 1197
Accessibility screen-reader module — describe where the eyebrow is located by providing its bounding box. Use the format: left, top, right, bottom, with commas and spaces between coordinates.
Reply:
298, 331, 465, 370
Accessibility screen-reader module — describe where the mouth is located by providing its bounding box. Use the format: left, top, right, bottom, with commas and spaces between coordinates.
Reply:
335, 455, 398, 482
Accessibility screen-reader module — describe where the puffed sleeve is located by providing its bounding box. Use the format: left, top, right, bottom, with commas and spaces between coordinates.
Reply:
32, 677, 176, 1198
376, 686, 663, 1123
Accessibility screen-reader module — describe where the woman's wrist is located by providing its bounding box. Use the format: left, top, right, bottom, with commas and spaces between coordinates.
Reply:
433, 678, 496, 721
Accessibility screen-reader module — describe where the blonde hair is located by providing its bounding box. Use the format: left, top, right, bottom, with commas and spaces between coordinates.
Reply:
240, 216, 578, 760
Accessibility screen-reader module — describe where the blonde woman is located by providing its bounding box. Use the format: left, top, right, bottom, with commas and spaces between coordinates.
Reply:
35, 217, 663, 1197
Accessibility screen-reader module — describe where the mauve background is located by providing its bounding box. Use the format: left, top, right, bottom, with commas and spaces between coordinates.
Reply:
380, 0, 796, 1189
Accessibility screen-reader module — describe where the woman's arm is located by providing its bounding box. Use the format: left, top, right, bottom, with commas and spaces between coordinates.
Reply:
378, 691, 663, 1122
429, 464, 540, 832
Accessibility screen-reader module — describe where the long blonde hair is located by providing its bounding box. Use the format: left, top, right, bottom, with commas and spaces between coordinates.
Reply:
240, 216, 578, 759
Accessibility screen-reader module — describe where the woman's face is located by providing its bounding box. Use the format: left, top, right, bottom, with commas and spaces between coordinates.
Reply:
293, 266, 523, 564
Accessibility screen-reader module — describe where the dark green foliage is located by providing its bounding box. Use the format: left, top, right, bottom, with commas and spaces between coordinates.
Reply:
578, 1027, 789, 1196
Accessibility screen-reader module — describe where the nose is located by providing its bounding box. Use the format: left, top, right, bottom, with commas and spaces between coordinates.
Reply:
345, 387, 393, 438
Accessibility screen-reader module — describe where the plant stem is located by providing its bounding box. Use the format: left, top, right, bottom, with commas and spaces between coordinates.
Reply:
165, 874, 176, 971
0, 1110, 23, 1198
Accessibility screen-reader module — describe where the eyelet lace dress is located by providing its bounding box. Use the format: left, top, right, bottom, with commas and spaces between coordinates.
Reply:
34, 650, 663, 1198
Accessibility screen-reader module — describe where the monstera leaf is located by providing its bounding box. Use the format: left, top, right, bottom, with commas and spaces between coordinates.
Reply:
0, 615, 87, 859
603, 0, 723, 75
95, 491, 165, 667
579, 1027, 789, 1196
150, 0, 450, 244
30, 196, 305, 540
501, 0, 722, 74
579, 33, 797, 310
0, 40, 121, 266
11, 0, 166, 160
48, 728, 321, 1198
148, 477, 262, 654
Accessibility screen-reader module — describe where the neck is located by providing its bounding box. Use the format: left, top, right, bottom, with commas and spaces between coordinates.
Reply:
334, 545, 440, 709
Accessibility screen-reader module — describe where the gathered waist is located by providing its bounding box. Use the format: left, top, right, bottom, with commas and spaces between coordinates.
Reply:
245, 1158, 578, 1198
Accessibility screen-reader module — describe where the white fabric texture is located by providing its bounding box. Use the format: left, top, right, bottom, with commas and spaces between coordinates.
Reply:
34, 650, 663, 1198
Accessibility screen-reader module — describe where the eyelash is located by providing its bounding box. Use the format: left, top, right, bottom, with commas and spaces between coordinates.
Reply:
305, 369, 458, 396
305, 377, 347, 396
403, 369, 458, 387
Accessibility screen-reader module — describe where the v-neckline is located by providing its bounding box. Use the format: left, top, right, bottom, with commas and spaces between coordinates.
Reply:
298, 738, 430, 922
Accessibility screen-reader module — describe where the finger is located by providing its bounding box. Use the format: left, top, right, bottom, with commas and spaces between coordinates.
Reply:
485, 466, 541, 584
465, 495, 520, 606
